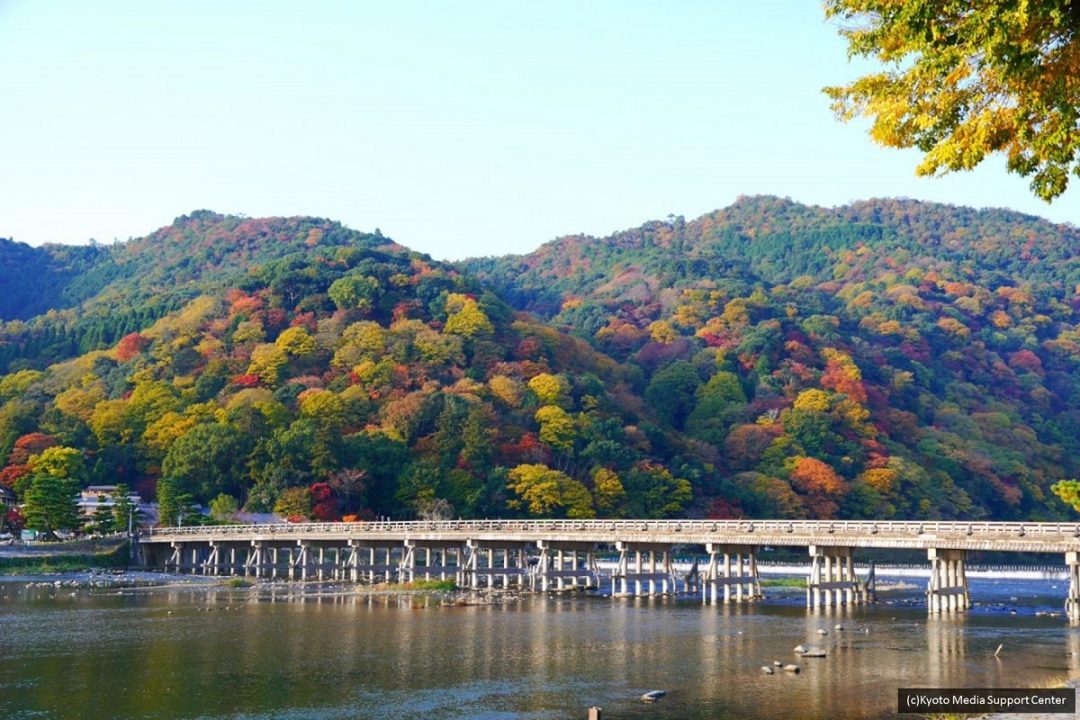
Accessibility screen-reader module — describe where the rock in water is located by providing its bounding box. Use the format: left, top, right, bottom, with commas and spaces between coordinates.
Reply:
783, 664, 800, 673
772, 661, 782, 667
816, 628, 828, 635
801, 648, 827, 658
834, 624, 844, 631
793, 644, 807, 654
641, 690, 667, 703
761, 666, 775, 675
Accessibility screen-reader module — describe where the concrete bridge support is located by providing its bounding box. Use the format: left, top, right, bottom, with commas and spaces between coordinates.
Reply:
164, 542, 210, 574
807, 545, 866, 608
463, 540, 532, 589
345, 540, 405, 584
203, 541, 248, 576
291, 542, 313, 580
164, 542, 181, 573
303, 543, 343, 580
241, 542, 295, 579
926, 548, 969, 613
702, 544, 761, 604
1066, 552, 1080, 622
398, 540, 468, 585
612, 542, 679, 597
533, 541, 598, 592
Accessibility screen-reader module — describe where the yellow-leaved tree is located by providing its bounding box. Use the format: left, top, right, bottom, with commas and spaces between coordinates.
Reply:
507, 464, 595, 519
825, 0, 1080, 200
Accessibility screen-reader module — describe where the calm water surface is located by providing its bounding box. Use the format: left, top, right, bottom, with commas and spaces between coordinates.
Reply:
1, 575, 1078, 719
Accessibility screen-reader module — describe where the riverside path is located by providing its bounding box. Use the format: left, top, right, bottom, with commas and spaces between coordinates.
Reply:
137, 519, 1080, 619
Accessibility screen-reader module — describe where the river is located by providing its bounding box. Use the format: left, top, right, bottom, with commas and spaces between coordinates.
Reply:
1, 573, 1078, 719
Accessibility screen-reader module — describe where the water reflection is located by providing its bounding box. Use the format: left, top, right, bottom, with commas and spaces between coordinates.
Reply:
1, 578, 1078, 719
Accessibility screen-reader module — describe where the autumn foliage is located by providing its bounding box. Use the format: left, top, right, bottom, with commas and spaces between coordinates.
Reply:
0, 199, 1078, 525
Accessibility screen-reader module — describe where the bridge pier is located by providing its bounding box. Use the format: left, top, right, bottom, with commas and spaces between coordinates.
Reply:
926, 548, 969, 613
612, 542, 678, 597
206, 541, 246, 575
292, 542, 312, 580
535, 541, 598, 592
702, 544, 760, 604
165, 542, 180, 573
1066, 552, 1080, 622
807, 546, 866, 608
398, 540, 468, 585
244, 542, 261, 577
463, 540, 532, 589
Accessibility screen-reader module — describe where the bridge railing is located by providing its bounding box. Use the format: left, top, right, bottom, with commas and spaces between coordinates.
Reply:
141, 519, 1080, 540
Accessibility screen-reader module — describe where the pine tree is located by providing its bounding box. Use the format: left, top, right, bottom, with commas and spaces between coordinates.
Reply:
89, 494, 113, 534
110, 484, 138, 533
24, 473, 81, 540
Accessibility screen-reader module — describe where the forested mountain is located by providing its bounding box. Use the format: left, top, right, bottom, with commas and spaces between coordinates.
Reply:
0, 238, 111, 321
0, 212, 697, 527
0, 211, 401, 373
2, 198, 1078, 529
463, 196, 1080, 521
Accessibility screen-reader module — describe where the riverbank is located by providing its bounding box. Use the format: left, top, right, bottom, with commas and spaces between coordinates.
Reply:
0, 538, 129, 575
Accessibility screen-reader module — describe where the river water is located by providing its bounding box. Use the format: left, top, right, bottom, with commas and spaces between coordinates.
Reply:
2, 574, 1078, 719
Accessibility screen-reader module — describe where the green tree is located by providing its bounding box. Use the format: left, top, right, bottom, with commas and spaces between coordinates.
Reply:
621, 463, 692, 518
157, 475, 196, 527
23, 450, 85, 540
110, 483, 138, 532
88, 495, 113, 534
24, 474, 81, 538
274, 486, 312, 519
685, 371, 747, 446
644, 361, 701, 429
162, 423, 248, 502
328, 274, 381, 312
209, 493, 241, 522
825, 0, 1080, 200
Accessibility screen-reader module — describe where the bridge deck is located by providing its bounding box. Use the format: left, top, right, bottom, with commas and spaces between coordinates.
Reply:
139, 519, 1080, 554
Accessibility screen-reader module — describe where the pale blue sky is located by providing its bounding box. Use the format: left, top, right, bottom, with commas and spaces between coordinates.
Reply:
1, 1, 1077, 259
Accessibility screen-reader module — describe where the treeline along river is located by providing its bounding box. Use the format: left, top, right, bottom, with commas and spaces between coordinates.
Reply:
1, 572, 1078, 719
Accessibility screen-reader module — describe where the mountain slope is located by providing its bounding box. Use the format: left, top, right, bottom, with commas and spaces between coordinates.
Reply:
0, 211, 397, 373
463, 196, 1080, 521
1, 199, 1078, 527
0, 238, 111, 321
0, 213, 702, 527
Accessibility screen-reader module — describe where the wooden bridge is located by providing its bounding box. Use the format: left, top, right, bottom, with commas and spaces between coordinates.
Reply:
138, 519, 1080, 619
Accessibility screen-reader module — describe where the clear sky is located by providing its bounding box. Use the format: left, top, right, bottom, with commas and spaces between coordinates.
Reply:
1, 1, 1077, 260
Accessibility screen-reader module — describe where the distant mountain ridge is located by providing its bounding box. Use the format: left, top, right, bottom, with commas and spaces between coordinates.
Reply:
462, 196, 1079, 319
0, 211, 396, 370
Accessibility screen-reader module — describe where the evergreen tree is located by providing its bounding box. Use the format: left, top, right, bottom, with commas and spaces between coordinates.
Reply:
24, 473, 81, 539
157, 475, 196, 527
110, 483, 138, 533
89, 494, 113, 534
